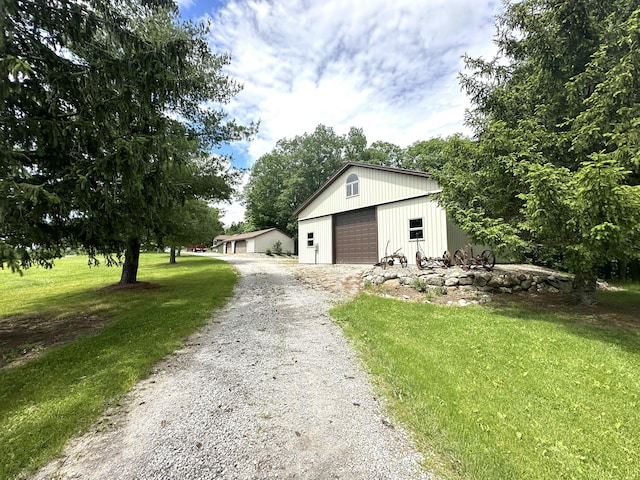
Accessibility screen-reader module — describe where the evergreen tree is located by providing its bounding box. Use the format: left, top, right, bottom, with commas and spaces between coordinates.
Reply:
437, 0, 640, 304
1, 0, 253, 282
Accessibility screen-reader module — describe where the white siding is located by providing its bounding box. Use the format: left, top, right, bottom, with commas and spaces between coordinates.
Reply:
377, 197, 449, 262
247, 239, 256, 253
298, 216, 333, 264
298, 166, 439, 220
253, 230, 295, 253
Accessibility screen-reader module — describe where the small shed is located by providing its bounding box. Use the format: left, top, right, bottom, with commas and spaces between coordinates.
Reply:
214, 228, 294, 255
294, 162, 480, 264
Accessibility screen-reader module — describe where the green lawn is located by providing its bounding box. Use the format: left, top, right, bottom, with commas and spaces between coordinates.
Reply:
331, 287, 640, 480
0, 254, 237, 480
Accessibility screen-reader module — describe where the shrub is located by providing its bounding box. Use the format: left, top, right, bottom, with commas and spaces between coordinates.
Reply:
265, 248, 272, 256
413, 277, 428, 292
273, 240, 283, 255
285, 250, 292, 256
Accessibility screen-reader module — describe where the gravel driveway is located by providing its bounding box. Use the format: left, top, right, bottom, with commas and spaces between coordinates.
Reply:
34, 254, 431, 480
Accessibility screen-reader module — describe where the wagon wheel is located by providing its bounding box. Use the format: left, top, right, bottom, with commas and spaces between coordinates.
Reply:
480, 249, 496, 271
400, 255, 408, 268
416, 251, 426, 270
387, 258, 395, 267
380, 257, 388, 269
453, 249, 467, 269
442, 250, 452, 268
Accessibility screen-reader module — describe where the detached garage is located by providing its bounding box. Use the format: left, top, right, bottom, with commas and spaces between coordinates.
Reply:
294, 162, 476, 265
214, 228, 294, 255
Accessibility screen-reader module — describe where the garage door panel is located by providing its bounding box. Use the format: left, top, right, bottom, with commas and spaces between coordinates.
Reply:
334, 208, 377, 264
234, 240, 246, 253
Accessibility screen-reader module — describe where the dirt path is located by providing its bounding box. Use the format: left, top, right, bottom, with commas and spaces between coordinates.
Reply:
34, 255, 431, 480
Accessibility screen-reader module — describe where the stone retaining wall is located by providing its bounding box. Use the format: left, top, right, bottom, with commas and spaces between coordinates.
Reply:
362, 265, 574, 294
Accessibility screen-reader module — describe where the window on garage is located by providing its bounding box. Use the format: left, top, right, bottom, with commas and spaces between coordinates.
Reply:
307, 232, 314, 247
346, 173, 359, 197
409, 218, 424, 240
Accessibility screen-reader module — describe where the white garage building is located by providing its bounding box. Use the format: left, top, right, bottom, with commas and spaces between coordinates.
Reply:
214, 228, 294, 255
294, 162, 476, 265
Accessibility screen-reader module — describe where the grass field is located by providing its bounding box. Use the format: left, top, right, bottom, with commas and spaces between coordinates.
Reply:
331, 287, 640, 479
0, 254, 237, 480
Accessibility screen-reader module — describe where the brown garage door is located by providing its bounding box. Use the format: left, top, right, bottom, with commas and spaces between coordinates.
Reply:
334, 207, 378, 264
234, 240, 246, 253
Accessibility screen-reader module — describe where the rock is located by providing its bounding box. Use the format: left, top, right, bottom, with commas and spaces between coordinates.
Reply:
498, 286, 513, 294
487, 276, 504, 287
424, 274, 445, 287
504, 274, 520, 287
557, 280, 573, 293
458, 277, 474, 286
474, 275, 488, 287
520, 279, 533, 290
445, 277, 459, 287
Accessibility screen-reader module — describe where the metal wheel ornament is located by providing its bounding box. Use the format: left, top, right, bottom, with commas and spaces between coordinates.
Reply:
480, 249, 496, 271
453, 249, 467, 268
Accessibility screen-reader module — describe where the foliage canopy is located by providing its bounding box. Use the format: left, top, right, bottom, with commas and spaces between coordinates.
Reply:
434, 0, 640, 303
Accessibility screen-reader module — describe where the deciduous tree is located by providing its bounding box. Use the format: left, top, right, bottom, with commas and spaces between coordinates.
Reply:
244, 124, 363, 236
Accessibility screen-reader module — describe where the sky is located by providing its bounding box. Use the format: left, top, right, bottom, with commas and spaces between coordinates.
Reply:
176, 0, 503, 227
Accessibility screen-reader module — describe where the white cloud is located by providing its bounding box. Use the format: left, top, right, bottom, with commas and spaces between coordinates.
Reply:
176, 0, 195, 9
214, 170, 250, 227
206, 0, 501, 160
200, 0, 502, 225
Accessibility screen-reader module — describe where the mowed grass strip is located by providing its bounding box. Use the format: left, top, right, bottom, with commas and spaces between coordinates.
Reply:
0, 254, 237, 480
331, 289, 640, 480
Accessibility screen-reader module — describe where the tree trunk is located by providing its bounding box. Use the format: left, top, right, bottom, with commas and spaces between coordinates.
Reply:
169, 246, 176, 264
570, 269, 597, 305
618, 259, 628, 281
119, 237, 140, 284
631, 259, 640, 282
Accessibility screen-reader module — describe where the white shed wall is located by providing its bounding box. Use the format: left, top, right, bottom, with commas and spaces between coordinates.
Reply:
298, 166, 439, 221
298, 216, 333, 264
377, 197, 449, 262
253, 230, 295, 253
247, 239, 256, 253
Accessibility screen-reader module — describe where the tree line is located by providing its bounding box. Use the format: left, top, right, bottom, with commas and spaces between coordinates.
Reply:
242, 125, 449, 236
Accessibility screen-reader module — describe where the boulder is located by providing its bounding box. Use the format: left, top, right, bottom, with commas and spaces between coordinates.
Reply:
445, 277, 460, 287
424, 274, 445, 287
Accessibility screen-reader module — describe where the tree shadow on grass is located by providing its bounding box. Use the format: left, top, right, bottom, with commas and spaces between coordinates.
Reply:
487, 287, 640, 355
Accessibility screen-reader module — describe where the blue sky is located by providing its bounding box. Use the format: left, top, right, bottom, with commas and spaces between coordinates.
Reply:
176, 0, 502, 226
